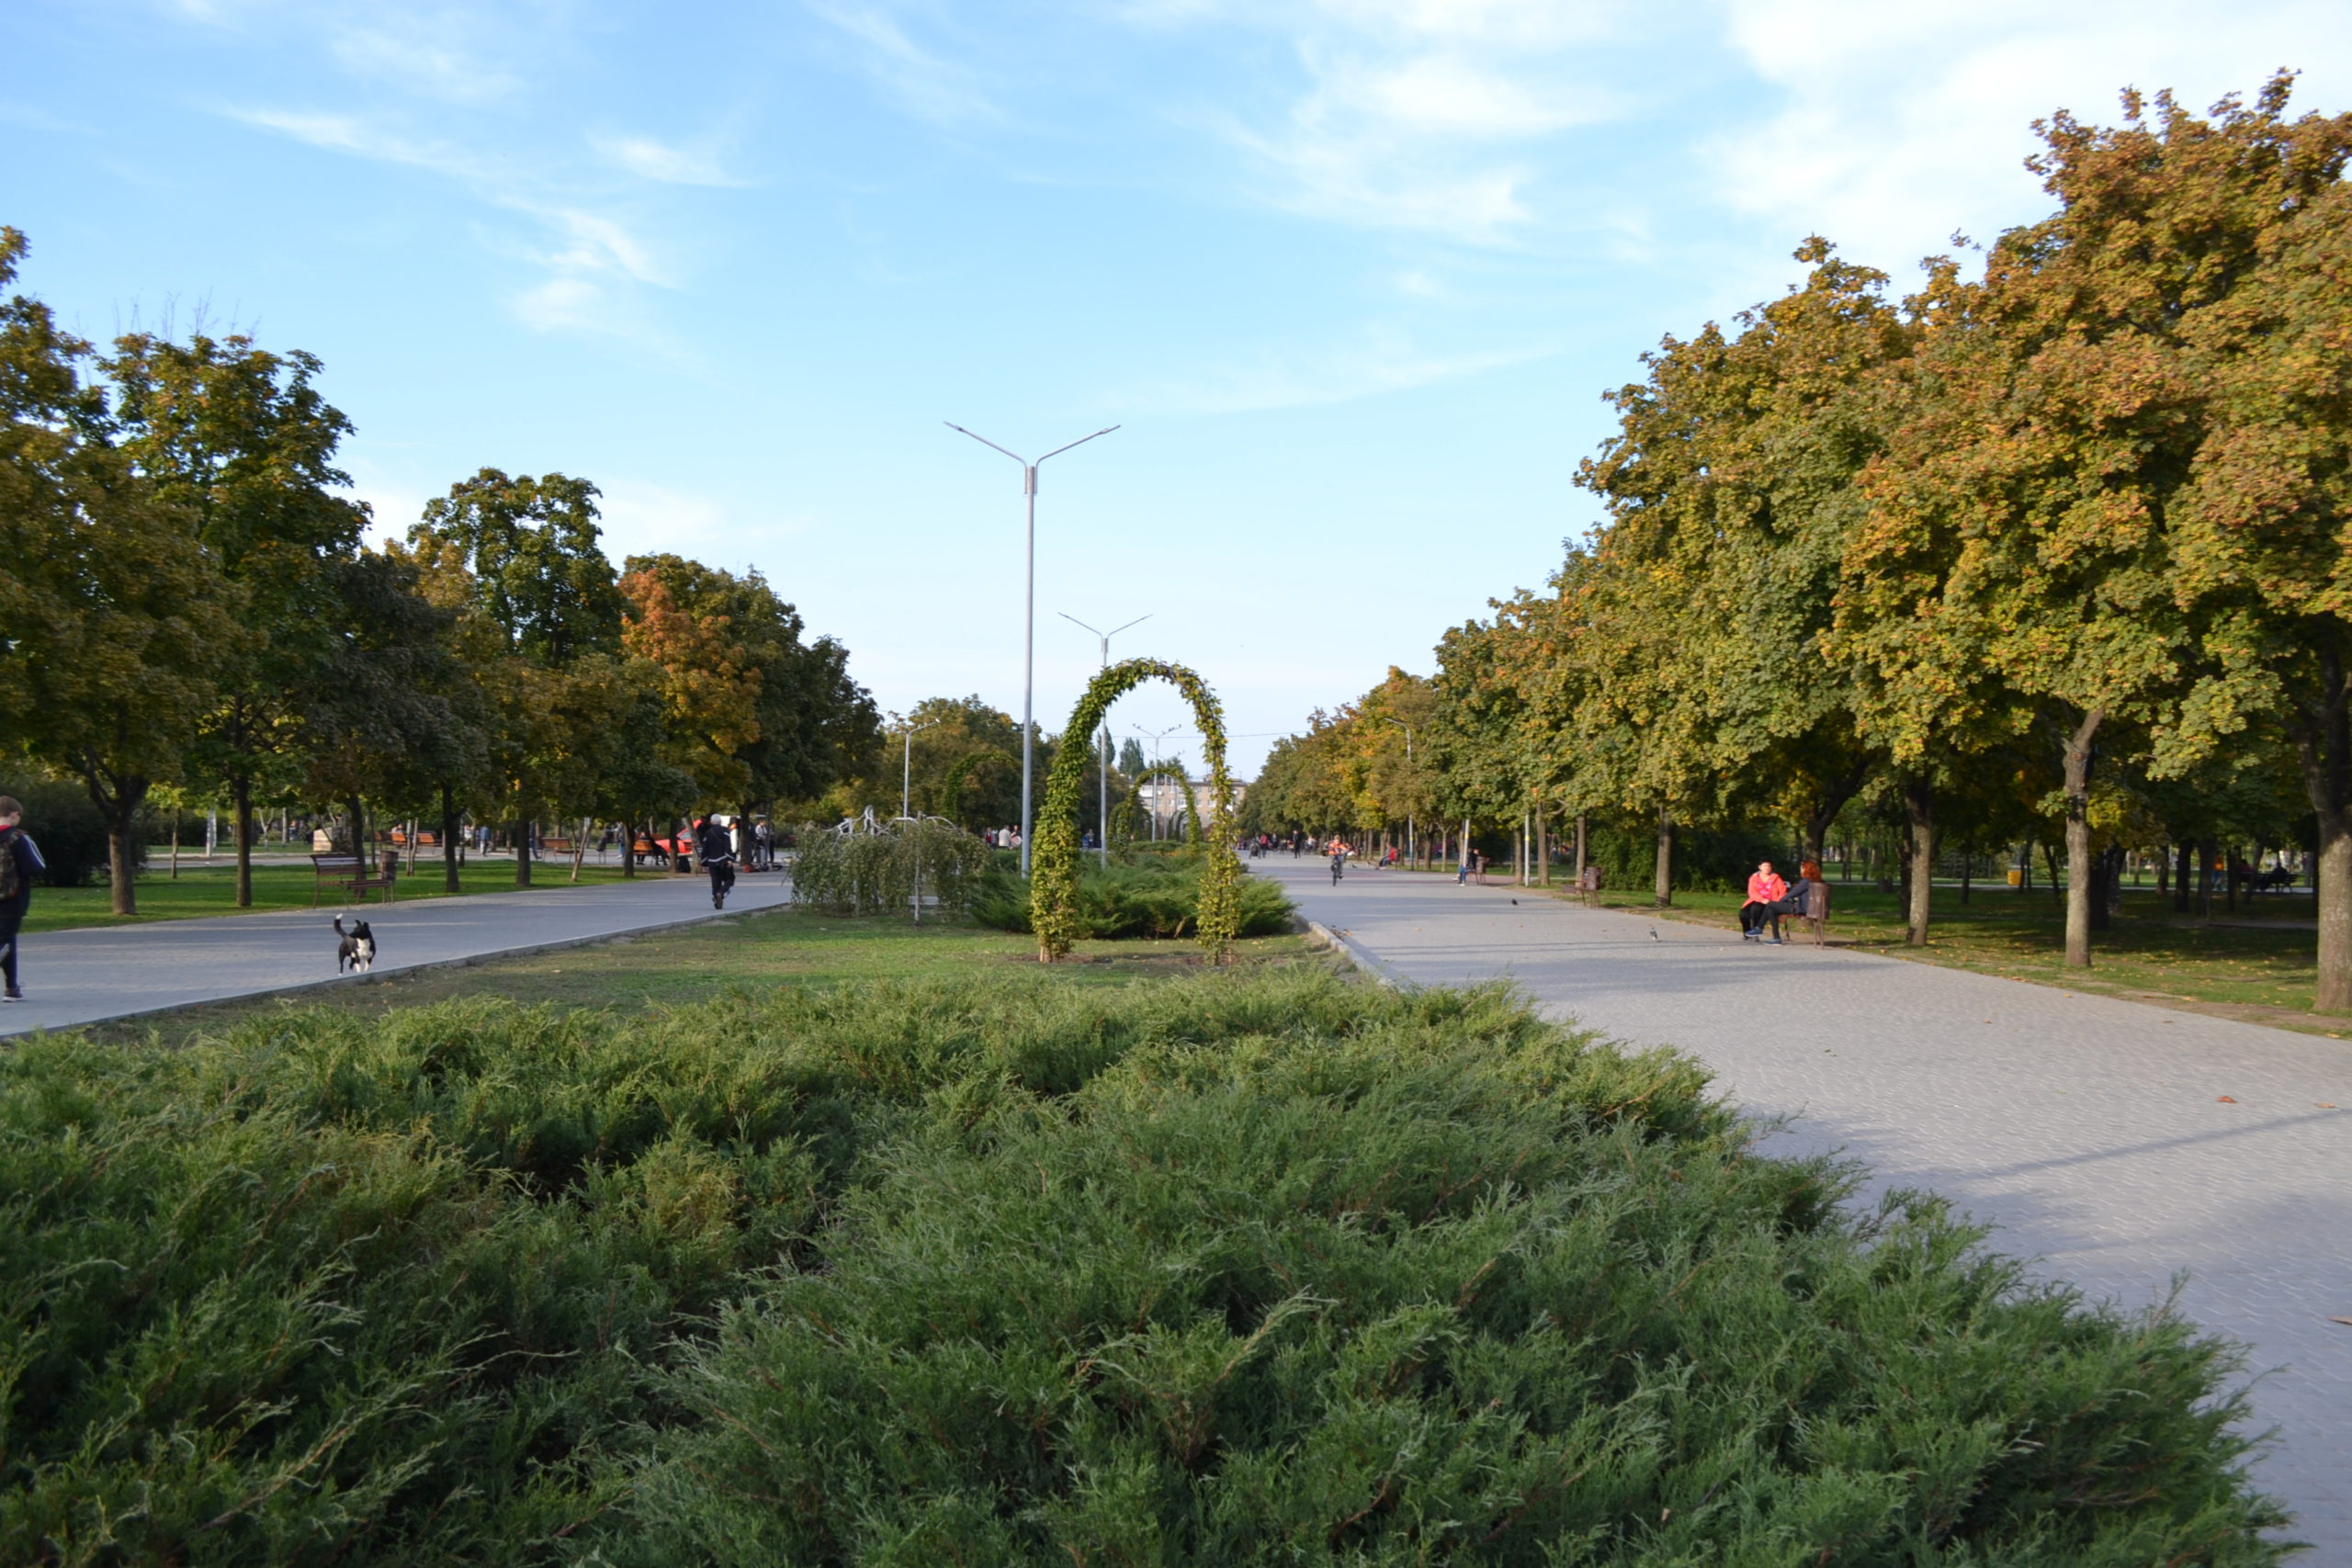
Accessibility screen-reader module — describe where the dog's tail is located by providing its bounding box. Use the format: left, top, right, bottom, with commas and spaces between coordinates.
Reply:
334, 915, 348, 937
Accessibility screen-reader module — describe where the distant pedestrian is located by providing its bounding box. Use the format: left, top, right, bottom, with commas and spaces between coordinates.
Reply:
0, 795, 49, 1002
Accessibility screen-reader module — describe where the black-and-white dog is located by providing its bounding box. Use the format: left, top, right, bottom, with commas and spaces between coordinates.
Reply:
334, 915, 378, 974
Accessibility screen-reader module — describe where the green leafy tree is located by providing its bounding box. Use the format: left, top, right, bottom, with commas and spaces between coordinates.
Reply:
1848, 81, 2348, 966
0, 231, 243, 912
2167, 92, 2352, 1008
103, 328, 368, 905
413, 469, 624, 886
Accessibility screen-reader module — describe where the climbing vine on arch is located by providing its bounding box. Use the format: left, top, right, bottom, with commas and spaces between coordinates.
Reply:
1130, 765, 1202, 846
1033, 659, 1239, 964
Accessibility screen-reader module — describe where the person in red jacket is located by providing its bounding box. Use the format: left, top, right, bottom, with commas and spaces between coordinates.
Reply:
1739, 860, 1788, 943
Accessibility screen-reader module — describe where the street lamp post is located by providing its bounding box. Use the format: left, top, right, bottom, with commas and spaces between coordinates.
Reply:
946, 421, 1120, 876
1382, 718, 1414, 869
899, 719, 941, 822
1057, 613, 1149, 867
1137, 724, 1184, 841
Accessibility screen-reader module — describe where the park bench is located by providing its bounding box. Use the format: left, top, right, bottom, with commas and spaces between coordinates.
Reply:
311, 852, 397, 906
541, 836, 574, 854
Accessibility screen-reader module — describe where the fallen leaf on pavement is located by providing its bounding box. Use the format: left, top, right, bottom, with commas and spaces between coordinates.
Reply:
2333, 1316, 2352, 1327
2215, 1095, 2237, 1103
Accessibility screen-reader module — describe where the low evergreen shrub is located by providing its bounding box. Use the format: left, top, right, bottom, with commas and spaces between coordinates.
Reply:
0, 972, 2287, 1564
971, 854, 1295, 940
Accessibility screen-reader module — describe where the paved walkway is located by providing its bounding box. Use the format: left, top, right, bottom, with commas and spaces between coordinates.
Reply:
0, 872, 795, 1038
1263, 857, 2352, 1556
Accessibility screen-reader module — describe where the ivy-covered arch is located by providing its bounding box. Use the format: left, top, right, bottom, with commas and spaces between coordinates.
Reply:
1130, 765, 1201, 846
938, 749, 1018, 829
1034, 659, 1239, 964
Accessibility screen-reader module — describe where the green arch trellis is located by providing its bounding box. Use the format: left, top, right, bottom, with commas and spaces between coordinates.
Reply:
938, 748, 1018, 829
1033, 659, 1239, 964
1131, 765, 1201, 846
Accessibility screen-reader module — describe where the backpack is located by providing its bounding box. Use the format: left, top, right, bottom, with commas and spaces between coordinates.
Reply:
0, 834, 19, 904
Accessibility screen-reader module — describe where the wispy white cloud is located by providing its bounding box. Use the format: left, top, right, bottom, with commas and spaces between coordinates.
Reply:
1707, 0, 2352, 277
225, 105, 681, 332
594, 133, 749, 187
1143, 1, 1636, 241
329, 21, 520, 104
804, 0, 1001, 125
1110, 325, 1554, 413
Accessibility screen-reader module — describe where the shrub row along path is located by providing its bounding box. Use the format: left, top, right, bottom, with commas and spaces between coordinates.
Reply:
0, 871, 797, 1039
1265, 854, 2352, 1555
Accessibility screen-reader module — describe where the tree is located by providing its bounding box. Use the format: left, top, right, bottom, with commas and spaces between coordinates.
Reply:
0, 231, 243, 912
2168, 97, 2352, 1009
104, 328, 368, 905
413, 469, 624, 886
621, 554, 879, 812
1848, 81, 2349, 966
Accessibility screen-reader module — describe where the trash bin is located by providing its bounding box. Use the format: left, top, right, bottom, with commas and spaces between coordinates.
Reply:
2006, 868, 2023, 886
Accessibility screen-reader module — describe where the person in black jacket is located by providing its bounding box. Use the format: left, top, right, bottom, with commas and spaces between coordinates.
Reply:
0, 795, 49, 1002
696, 815, 737, 909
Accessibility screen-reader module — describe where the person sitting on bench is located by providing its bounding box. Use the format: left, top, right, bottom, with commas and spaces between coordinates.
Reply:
1739, 860, 1788, 943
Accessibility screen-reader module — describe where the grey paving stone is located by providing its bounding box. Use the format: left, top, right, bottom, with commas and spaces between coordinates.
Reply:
1265, 856, 2352, 1556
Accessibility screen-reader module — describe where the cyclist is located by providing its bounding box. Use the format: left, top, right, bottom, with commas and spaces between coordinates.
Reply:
696, 815, 738, 909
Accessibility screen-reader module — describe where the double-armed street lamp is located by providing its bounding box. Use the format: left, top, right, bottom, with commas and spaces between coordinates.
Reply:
1383, 718, 1414, 867
1057, 612, 1149, 867
946, 420, 1120, 876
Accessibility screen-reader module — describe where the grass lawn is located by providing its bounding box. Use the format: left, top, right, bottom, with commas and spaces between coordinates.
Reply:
21, 857, 650, 933
86, 904, 1325, 1048
1566, 875, 2347, 1036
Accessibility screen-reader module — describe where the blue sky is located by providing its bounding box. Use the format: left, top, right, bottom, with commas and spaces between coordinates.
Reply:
8, 0, 2349, 775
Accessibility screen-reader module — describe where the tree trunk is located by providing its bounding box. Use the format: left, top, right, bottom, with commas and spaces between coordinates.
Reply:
2061, 709, 2101, 968
2285, 645, 2351, 1012
2173, 840, 2192, 911
1802, 756, 1870, 868
1537, 807, 1550, 886
440, 784, 462, 894
1574, 814, 1588, 885
2089, 844, 2117, 932
232, 773, 254, 907
1653, 809, 1673, 908
1904, 774, 1933, 946
107, 809, 138, 916
2319, 822, 2351, 1014
80, 764, 147, 917
515, 812, 533, 887
345, 795, 368, 882
571, 816, 590, 883
2197, 839, 2216, 919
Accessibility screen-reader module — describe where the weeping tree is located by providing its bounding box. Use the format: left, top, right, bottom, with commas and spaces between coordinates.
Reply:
939, 748, 1018, 829
1034, 660, 1238, 964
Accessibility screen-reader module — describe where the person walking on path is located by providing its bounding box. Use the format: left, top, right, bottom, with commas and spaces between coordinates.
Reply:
696, 815, 737, 910
1740, 861, 1789, 943
0, 796, 49, 1002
